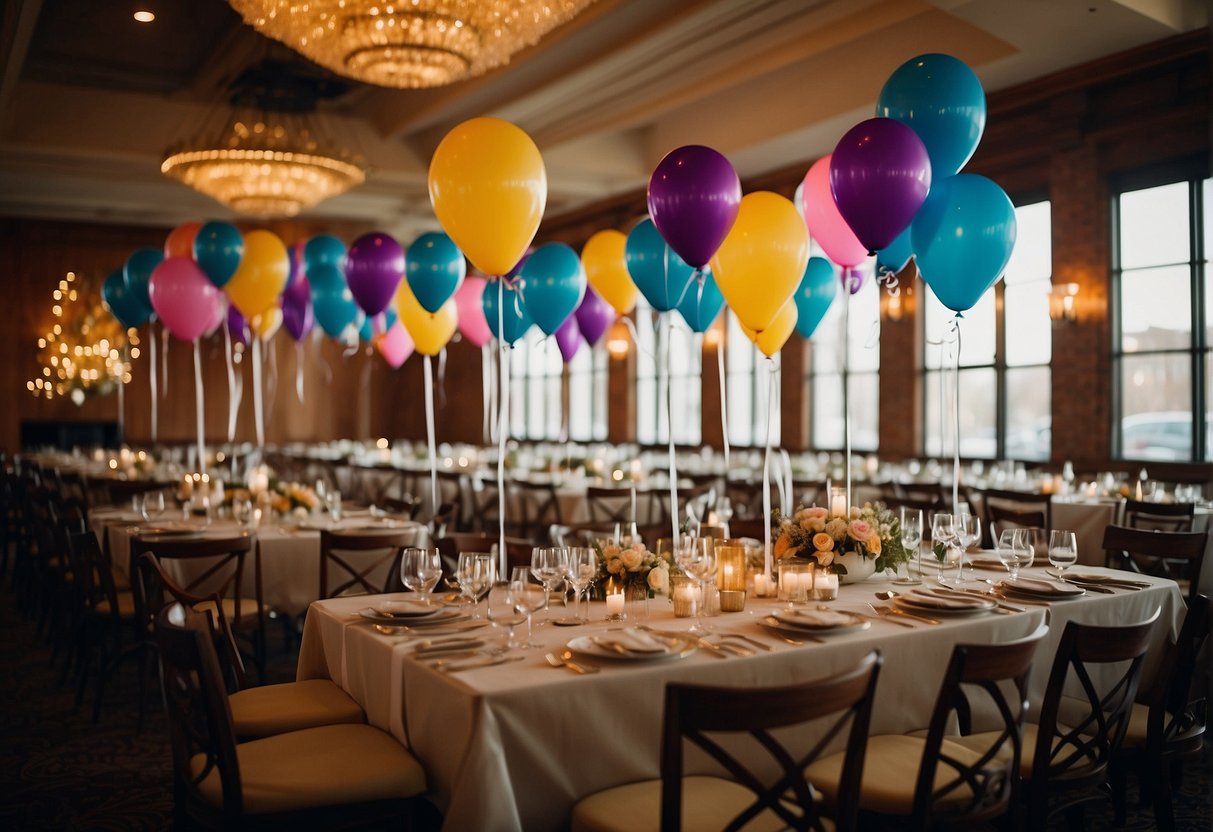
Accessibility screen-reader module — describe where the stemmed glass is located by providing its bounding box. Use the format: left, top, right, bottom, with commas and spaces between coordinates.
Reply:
562, 547, 598, 624
996, 528, 1033, 581
1048, 530, 1078, 576
676, 536, 717, 635
509, 566, 545, 648
486, 582, 528, 650
954, 512, 981, 581
893, 507, 923, 585
530, 546, 568, 625
325, 489, 343, 523
400, 547, 443, 604
714, 496, 733, 536
456, 552, 494, 617
139, 491, 166, 523
931, 513, 958, 584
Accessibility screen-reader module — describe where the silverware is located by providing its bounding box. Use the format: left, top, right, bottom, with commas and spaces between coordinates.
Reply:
868, 603, 940, 625
437, 654, 523, 673
719, 633, 774, 652
761, 616, 824, 644
926, 587, 1023, 614
1059, 578, 1115, 593
545, 651, 598, 674
636, 626, 728, 658
708, 640, 753, 656
851, 606, 915, 628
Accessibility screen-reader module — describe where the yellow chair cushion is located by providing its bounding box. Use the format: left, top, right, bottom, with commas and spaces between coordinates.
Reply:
230, 679, 365, 740
192, 723, 426, 815
94, 590, 136, 619
571, 775, 795, 832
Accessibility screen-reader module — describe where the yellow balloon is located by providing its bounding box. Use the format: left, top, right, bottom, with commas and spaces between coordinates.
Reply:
742, 298, 797, 358
428, 117, 546, 277
581, 229, 635, 316
396, 279, 458, 357
226, 230, 289, 320
250, 308, 282, 342
710, 191, 809, 333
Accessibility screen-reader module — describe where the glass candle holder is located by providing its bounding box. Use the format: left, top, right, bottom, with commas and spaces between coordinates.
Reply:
778, 559, 813, 606
813, 572, 839, 601
604, 577, 626, 621
716, 545, 746, 612
829, 486, 848, 518
671, 575, 698, 618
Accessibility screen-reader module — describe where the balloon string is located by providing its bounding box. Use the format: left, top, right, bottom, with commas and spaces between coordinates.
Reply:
843, 286, 852, 512
265, 336, 279, 430
665, 313, 679, 550
716, 330, 730, 477
482, 344, 493, 445
116, 346, 126, 445
160, 327, 169, 398
437, 347, 448, 410
671, 266, 700, 310
878, 265, 901, 297
149, 322, 158, 445
620, 315, 657, 362
424, 354, 439, 517
496, 279, 509, 580
762, 357, 775, 581
193, 340, 206, 473
295, 341, 305, 403
224, 323, 238, 442
952, 315, 962, 513
771, 359, 788, 513
252, 336, 264, 450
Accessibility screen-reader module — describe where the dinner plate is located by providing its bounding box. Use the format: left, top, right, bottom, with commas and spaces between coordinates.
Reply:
1047, 569, 1149, 586
372, 600, 447, 618
566, 632, 691, 661
771, 608, 871, 633
998, 577, 1085, 599
358, 607, 465, 626
895, 591, 996, 616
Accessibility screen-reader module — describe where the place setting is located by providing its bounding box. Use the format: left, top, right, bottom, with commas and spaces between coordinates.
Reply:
564, 628, 696, 662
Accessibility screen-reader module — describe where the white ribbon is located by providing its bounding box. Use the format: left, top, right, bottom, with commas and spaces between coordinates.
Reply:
160, 326, 169, 398
717, 332, 730, 475
116, 346, 126, 444
251, 336, 264, 450
482, 344, 494, 445
762, 358, 776, 581
424, 354, 439, 516
295, 341, 305, 403
148, 322, 158, 445
951, 315, 963, 512
665, 313, 679, 549
224, 323, 241, 442
842, 282, 852, 512
496, 279, 509, 580
265, 336, 279, 430
193, 340, 206, 472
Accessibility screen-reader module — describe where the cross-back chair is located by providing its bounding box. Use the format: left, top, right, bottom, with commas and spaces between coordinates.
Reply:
1101, 525, 1208, 601
319, 528, 414, 599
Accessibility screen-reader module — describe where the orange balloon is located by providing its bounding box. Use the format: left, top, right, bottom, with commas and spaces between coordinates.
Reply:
165, 222, 202, 259
581, 230, 636, 316
742, 298, 797, 358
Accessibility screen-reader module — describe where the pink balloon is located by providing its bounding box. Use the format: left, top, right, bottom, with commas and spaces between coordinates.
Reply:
801, 155, 868, 268
377, 320, 415, 369
203, 296, 227, 337
455, 275, 492, 348
148, 256, 225, 341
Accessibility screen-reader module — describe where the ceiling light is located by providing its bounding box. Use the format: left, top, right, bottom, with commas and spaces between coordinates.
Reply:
227, 0, 597, 89
133, 10, 155, 23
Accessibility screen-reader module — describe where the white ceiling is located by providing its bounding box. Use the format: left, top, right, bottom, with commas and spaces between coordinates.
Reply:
0, 0, 1204, 239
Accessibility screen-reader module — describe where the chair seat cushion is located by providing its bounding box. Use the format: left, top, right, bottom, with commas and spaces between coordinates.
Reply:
194, 597, 270, 623
230, 679, 365, 740
192, 723, 425, 815
94, 590, 136, 619
571, 775, 794, 832
1119, 702, 1149, 749
949, 723, 1058, 777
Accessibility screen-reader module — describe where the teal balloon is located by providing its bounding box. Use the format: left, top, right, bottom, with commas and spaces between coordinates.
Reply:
360, 308, 398, 343
793, 257, 838, 339
102, 268, 150, 328
676, 270, 724, 333
911, 174, 1016, 314
625, 218, 696, 312
406, 232, 466, 314
482, 279, 533, 345
518, 243, 587, 336
310, 262, 361, 338
877, 53, 986, 178
304, 234, 347, 271
123, 248, 163, 314
876, 226, 914, 275
192, 221, 243, 288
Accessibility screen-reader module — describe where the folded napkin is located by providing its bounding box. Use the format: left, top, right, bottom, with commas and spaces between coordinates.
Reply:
374, 600, 438, 618
782, 609, 857, 628
610, 630, 672, 653
968, 556, 1008, 570
1001, 576, 1083, 597
909, 589, 988, 610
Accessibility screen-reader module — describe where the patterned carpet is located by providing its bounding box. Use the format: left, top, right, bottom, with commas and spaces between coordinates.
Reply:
0, 584, 1208, 830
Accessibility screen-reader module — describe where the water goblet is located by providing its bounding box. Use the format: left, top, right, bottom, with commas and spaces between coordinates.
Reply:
509, 566, 545, 648
676, 537, 717, 634
530, 546, 568, 625
996, 528, 1032, 581
893, 507, 923, 585
1048, 530, 1078, 575
931, 513, 958, 584
486, 582, 527, 650
400, 547, 443, 604
325, 490, 342, 523
954, 512, 981, 581
456, 552, 495, 617
563, 547, 598, 624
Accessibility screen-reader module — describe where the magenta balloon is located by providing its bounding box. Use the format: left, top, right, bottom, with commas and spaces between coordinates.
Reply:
345, 232, 404, 315
647, 145, 741, 268
148, 257, 224, 342
377, 320, 414, 369
554, 314, 582, 363
286, 240, 306, 290
455, 275, 493, 348
802, 156, 868, 268
574, 285, 614, 347
282, 274, 314, 341
830, 118, 932, 253
227, 304, 249, 346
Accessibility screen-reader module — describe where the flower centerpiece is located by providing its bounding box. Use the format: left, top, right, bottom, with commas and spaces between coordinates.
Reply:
596, 540, 670, 598
270, 481, 321, 517
773, 502, 909, 581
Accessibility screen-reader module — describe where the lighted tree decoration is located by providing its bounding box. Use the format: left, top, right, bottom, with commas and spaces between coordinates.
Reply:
27, 272, 137, 406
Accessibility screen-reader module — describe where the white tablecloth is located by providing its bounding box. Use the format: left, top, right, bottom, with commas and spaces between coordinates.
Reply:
297, 568, 1184, 831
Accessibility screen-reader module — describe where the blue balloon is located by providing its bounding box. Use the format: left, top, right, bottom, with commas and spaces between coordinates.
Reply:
676, 270, 725, 333
304, 234, 347, 271
102, 268, 150, 328
518, 243, 587, 336
192, 221, 243, 288
876, 226, 914, 275
360, 308, 398, 343
911, 174, 1016, 314
793, 257, 838, 339
406, 232, 466, 314
482, 279, 533, 345
878, 53, 986, 179
123, 248, 163, 314
310, 262, 362, 338
625, 218, 696, 312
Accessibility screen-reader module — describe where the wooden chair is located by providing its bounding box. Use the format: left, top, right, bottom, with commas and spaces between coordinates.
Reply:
723, 479, 765, 520
571, 652, 883, 832
1110, 595, 1210, 831
879, 495, 945, 539
806, 625, 1048, 828
319, 528, 414, 599
981, 488, 1051, 549
1121, 499, 1196, 533
894, 480, 947, 505
512, 480, 564, 540
549, 522, 619, 548
1101, 525, 1208, 601
154, 603, 426, 830
585, 486, 634, 524
792, 479, 827, 509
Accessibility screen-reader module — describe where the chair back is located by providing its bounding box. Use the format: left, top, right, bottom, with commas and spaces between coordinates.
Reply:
67, 530, 122, 625
132, 534, 258, 627
912, 625, 1049, 825
660, 652, 882, 832
1100, 525, 1208, 600
319, 528, 414, 598
894, 481, 947, 505
585, 487, 633, 524
981, 489, 1051, 548
723, 480, 765, 520
880, 496, 945, 539
1143, 594, 1211, 757
512, 480, 563, 539
1122, 499, 1195, 533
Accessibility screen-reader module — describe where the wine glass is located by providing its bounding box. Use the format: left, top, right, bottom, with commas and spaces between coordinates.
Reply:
997, 528, 1032, 581
509, 566, 545, 648
400, 547, 443, 603
325, 489, 343, 523
954, 512, 981, 581
1048, 530, 1078, 576
714, 496, 734, 536
486, 582, 527, 650
529, 546, 568, 625
931, 513, 957, 584
893, 507, 923, 585
563, 547, 598, 624
676, 537, 717, 634
141, 491, 166, 523
456, 552, 494, 616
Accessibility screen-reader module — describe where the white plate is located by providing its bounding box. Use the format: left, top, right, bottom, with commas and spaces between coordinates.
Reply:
358, 607, 464, 626
771, 609, 871, 633
372, 600, 446, 618
566, 634, 691, 661
895, 593, 996, 616
760, 614, 869, 637
998, 577, 1085, 599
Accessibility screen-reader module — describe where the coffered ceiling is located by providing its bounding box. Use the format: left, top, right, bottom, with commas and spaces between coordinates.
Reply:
0, 0, 1204, 239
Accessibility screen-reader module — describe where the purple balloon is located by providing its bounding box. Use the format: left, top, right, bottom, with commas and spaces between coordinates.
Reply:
345, 232, 404, 316
842, 266, 868, 296
830, 117, 932, 254
226, 304, 249, 347
647, 145, 741, 268
554, 314, 582, 363
283, 274, 314, 341
574, 285, 614, 347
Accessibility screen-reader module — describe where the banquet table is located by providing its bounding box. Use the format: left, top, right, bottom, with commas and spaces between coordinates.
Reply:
297, 566, 1184, 832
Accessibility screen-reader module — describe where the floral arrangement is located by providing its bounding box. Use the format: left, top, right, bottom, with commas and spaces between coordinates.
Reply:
773, 502, 909, 576
596, 540, 670, 597
270, 481, 320, 516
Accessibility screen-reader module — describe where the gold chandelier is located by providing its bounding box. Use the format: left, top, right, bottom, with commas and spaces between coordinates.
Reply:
162, 107, 365, 218
227, 1, 597, 89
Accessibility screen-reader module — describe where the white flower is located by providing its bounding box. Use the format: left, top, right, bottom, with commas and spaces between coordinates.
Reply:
647, 566, 669, 594
621, 548, 643, 570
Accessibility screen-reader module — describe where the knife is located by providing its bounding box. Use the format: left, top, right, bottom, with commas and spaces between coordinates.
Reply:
1059, 578, 1115, 594
437, 654, 525, 672
638, 627, 728, 658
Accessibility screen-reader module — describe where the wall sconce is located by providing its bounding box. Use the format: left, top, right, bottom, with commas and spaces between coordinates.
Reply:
703, 320, 723, 348
606, 320, 631, 359
884, 291, 904, 323
1049, 282, 1080, 323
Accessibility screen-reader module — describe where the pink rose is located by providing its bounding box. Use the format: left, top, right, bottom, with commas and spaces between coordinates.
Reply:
848, 520, 874, 540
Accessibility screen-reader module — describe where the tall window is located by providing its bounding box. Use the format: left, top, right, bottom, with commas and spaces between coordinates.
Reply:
509, 328, 561, 440
809, 272, 880, 450
922, 200, 1053, 460
635, 297, 701, 445
568, 341, 608, 441
725, 310, 780, 447
1113, 177, 1211, 461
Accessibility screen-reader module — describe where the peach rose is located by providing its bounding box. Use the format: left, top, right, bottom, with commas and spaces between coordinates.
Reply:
801, 507, 829, 523
647, 565, 669, 593
812, 532, 835, 552
866, 535, 882, 555
815, 550, 835, 567
621, 548, 643, 570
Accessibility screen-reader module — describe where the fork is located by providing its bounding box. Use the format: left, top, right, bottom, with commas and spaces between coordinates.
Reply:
865, 603, 935, 626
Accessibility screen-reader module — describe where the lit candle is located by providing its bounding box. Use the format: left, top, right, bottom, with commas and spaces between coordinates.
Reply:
814, 573, 839, 601
605, 590, 625, 620
716, 545, 746, 612
830, 492, 848, 519
753, 574, 773, 597
672, 579, 698, 617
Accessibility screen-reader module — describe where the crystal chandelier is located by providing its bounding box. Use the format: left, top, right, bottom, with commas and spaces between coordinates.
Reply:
228, 1, 597, 89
